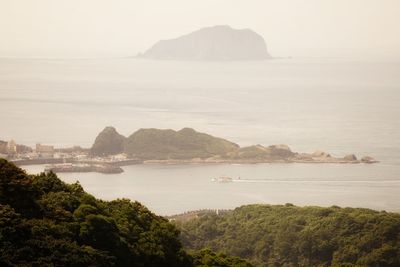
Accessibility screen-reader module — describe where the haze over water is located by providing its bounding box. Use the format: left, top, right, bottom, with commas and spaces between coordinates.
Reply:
2, 57, 400, 214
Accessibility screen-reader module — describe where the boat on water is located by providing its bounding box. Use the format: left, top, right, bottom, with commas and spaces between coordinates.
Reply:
211, 176, 234, 183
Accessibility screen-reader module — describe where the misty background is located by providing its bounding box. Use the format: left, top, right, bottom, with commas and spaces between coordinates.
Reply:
1, 0, 400, 59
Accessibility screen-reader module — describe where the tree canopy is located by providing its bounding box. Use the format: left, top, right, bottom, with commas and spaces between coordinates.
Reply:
176, 204, 400, 266
0, 159, 251, 266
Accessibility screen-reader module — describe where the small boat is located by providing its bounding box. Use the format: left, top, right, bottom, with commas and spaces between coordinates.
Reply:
211, 176, 233, 183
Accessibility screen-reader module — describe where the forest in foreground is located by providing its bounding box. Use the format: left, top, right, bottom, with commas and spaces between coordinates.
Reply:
176, 204, 400, 266
0, 159, 250, 267
1, 158, 399, 266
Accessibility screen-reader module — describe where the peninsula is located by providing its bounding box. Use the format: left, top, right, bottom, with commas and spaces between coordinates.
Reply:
89, 127, 378, 164
2, 127, 378, 174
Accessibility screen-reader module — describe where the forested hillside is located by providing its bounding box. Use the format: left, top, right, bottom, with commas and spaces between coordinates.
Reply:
2, 158, 398, 266
176, 204, 400, 266
0, 159, 251, 267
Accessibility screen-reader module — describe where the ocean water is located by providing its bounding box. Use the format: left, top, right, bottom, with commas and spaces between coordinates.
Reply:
1, 58, 400, 214
22, 163, 400, 215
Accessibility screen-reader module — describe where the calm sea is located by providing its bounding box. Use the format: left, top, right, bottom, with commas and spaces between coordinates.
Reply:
1, 58, 399, 214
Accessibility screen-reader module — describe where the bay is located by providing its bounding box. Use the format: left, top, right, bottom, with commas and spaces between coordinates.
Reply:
2, 57, 400, 215
22, 163, 400, 215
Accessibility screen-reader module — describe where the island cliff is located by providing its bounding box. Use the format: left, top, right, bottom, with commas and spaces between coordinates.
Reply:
140, 25, 271, 61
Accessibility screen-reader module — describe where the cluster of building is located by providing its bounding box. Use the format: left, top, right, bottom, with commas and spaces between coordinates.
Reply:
0, 140, 88, 161
0, 139, 133, 165
35, 143, 55, 158
0, 140, 31, 158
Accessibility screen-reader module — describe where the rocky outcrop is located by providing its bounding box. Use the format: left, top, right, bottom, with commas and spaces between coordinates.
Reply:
343, 154, 357, 161
90, 127, 126, 156
312, 150, 331, 158
226, 144, 294, 160
140, 25, 271, 61
361, 156, 378, 163
267, 145, 295, 158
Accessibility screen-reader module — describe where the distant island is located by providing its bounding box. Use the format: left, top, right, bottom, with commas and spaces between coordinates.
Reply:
89, 126, 378, 164
139, 25, 272, 61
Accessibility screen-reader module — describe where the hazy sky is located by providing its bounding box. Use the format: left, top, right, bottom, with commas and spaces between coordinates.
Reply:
1, 0, 399, 58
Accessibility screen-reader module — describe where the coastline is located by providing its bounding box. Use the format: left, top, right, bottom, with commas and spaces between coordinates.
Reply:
141, 156, 378, 165
11, 156, 378, 167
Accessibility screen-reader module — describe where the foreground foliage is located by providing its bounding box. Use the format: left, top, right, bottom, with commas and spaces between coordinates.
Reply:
176, 204, 400, 266
0, 159, 251, 266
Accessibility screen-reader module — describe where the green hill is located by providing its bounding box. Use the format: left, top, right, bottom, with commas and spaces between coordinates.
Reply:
124, 128, 239, 160
0, 159, 251, 266
90, 127, 239, 159
175, 204, 400, 267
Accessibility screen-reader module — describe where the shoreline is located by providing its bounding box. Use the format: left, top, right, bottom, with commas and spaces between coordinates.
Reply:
9, 155, 379, 175
11, 157, 378, 167
141, 156, 379, 165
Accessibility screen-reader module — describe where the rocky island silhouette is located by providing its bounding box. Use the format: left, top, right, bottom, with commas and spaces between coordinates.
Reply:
139, 25, 271, 61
